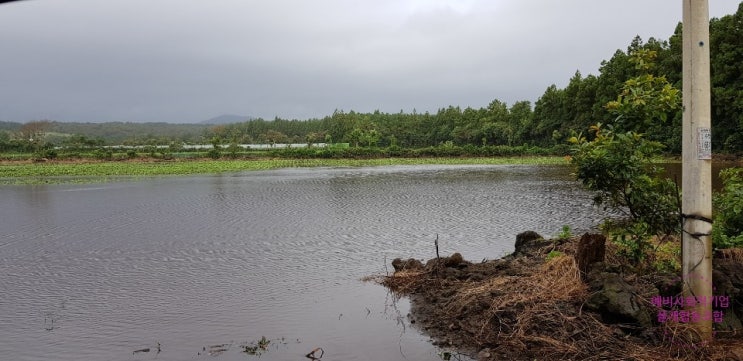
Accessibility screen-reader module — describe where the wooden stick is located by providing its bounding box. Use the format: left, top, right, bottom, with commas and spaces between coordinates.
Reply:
435, 233, 440, 261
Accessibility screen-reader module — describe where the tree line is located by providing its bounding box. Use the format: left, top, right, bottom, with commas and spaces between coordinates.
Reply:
2, 3, 742, 154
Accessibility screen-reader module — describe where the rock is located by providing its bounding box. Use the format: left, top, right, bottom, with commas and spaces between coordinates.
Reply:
424, 253, 470, 271
513, 231, 550, 256
514, 231, 542, 250
713, 265, 743, 332
652, 261, 743, 333
444, 252, 464, 267
654, 274, 683, 296
575, 233, 605, 280
476, 348, 492, 361
586, 271, 654, 328
715, 259, 743, 293
391, 258, 423, 272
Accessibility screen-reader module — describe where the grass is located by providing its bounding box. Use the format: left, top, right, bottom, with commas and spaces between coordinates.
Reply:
0, 156, 568, 184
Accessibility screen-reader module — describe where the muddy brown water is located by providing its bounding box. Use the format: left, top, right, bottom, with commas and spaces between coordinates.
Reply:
660, 161, 740, 191
0, 164, 610, 361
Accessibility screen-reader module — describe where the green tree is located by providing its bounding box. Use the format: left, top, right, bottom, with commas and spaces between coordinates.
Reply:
225, 143, 240, 158
570, 49, 682, 264
593, 49, 635, 124
508, 100, 534, 145
481, 99, 511, 145
347, 128, 364, 147
0, 131, 10, 148
207, 136, 222, 159
168, 141, 184, 153
325, 110, 355, 144
710, 3, 743, 152
434, 106, 462, 144
564, 71, 599, 133
532, 85, 568, 145
305, 132, 324, 147
605, 48, 681, 133
362, 129, 381, 147
261, 130, 288, 146
61, 135, 104, 150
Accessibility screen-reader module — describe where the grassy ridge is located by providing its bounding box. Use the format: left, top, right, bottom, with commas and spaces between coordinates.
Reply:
0, 157, 568, 184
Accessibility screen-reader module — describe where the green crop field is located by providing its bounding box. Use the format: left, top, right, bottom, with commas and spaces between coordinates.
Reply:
0, 156, 568, 184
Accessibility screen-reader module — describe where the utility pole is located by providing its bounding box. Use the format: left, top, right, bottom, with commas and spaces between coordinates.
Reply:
682, 0, 713, 341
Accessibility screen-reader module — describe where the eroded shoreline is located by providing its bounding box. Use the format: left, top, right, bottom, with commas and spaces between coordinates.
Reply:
379, 232, 743, 360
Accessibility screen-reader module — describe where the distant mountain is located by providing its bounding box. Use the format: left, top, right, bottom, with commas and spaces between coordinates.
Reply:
199, 114, 254, 125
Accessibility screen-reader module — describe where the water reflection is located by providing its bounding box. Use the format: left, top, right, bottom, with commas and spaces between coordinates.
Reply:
0, 164, 609, 361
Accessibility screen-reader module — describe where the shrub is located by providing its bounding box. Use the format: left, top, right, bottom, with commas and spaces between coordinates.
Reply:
612, 221, 652, 263
652, 240, 681, 273
34, 148, 58, 160
712, 168, 743, 249
92, 148, 113, 160
571, 125, 678, 233
206, 148, 221, 159
570, 124, 679, 264
226, 142, 242, 159
60, 151, 81, 159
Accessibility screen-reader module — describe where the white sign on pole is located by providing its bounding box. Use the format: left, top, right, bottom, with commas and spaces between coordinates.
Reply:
697, 127, 712, 160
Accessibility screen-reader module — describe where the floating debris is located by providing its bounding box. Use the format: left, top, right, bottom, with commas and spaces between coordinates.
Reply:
44, 318, 55, 331
133, 342, 160, 355
200, 343, 230, 356
241, 336, 270, 355
43, 312, 57, 331
305, 347, 324, 360
132, 347, 150, 354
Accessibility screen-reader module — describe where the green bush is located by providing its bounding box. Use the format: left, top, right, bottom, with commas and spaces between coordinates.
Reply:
206, 148, 221, 159
60, 151, 81, 159
570, 124, 679, 264
92, 148, 113, 160
712, 168, 743, 248
34, 148, 58, 160
226, 142, 242, 159
570, 124, 678, 235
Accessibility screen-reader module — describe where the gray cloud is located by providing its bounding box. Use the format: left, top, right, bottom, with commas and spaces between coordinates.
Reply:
0, 0, 739, 123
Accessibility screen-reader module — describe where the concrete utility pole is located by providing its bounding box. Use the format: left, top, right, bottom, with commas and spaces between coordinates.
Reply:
682, 0, 713, 341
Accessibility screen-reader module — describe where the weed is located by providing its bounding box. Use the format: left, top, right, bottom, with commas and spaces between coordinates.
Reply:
557, 225, 572, 239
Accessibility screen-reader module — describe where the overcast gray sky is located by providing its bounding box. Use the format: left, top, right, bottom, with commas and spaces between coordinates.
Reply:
0, 1, 739, 123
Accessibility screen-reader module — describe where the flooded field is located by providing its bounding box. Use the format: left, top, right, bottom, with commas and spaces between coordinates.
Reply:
0, 164, 609, 360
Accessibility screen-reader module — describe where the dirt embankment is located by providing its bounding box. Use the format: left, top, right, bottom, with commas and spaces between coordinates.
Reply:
378, 232, 743, 361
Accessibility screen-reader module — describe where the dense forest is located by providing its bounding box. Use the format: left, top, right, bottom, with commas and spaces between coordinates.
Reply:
2, 3, 742, 154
